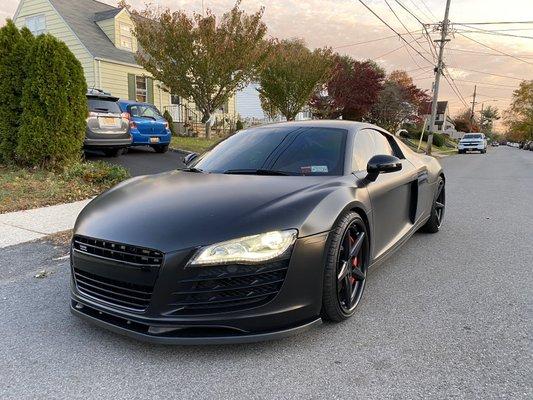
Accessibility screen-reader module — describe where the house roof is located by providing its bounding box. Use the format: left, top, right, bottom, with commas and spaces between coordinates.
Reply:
422, 101, 448, 115
49, 0, 137, 65
93, 9, 122, 22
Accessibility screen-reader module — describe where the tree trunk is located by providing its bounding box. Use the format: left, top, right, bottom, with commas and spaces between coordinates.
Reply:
202, 112, 211, 139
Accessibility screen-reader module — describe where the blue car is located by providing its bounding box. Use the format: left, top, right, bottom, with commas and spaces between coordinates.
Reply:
118, 100, 171, 153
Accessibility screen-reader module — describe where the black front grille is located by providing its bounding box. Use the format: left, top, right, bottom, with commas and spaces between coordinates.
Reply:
73, 268, 153, 311
73, 235, 163, 267
169, 260, 289, 315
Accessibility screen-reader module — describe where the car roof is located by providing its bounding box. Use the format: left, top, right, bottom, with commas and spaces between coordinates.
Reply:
249, 120, 385, 135
86, 88, 118, 101
118, 100, 155, 107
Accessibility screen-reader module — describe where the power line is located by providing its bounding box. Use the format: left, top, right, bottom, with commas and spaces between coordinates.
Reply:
452, 78, 518, 89
455, 24, 533, 40
333, 31, 422, 49
393, 0, 439, 59
384, 0, 435, 60
448, 67, 527, 81
418, 0, 438, 21
447, 47, 533, 58
457, 33, 533, 65
406, 0, 434, 22
374, 36, 425, 58
451, 21, 533, 25
356, 0, 434, 64
443, 66, 470, 108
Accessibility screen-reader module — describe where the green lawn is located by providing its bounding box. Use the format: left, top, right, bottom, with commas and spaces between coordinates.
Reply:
0, 161, 129, 214
170, 136, 224, 154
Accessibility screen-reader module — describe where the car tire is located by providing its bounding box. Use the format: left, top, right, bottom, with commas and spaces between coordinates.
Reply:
152, 144, 169, 154
420, 176, 445, 233
104, 148, 122, 157
321, 211, 369, 323
458, 150, 463, 154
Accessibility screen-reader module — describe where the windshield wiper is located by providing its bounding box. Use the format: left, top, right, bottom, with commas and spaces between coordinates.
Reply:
223, 169, 292, 176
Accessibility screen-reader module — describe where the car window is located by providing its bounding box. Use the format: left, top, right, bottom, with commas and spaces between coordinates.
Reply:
352, 129, 397, 171
352, 131, 375, 172
129, 104, 162, 119
193, 127, 347, 176
87, 98, 121, 114
371, 130, 394, 156
463, 134, 482, 140
271, 128, 346, 175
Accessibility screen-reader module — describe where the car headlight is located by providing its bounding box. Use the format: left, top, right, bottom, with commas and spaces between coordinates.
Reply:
189, 230, 298, 266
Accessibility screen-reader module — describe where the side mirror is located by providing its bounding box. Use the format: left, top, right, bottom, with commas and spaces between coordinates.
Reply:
366, 154, 402, 182
183, 152, 198, 166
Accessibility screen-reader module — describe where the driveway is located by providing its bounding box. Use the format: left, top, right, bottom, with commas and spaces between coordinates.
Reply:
1, 147, 531, 399
86, 146, 187, 176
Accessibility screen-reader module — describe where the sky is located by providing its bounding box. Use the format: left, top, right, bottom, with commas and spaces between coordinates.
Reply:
2, 0, 533, 128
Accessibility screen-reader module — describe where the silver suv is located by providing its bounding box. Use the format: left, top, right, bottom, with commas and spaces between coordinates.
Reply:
85, 89, 132, 157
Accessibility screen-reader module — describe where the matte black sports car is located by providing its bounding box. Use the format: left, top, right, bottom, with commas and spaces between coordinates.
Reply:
70, 121, 445, 344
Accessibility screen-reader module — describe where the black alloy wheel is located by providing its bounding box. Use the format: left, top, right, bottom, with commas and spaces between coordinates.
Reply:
434, 178, 445, 228
322, 212, 369, 322
421, 176, 445, 233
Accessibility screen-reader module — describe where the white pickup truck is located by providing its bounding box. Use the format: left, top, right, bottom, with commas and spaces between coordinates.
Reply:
458, 133, 487, 154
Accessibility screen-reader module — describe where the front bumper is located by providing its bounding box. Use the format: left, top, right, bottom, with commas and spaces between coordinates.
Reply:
70, 232, 329, 344
458, 143, 485, 151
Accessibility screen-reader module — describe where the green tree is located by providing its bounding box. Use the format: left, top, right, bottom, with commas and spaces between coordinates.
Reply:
0, 21, 34, 164
16, 34, 87, 169
258, 39, 333, 121
368, 70, 429, 132
504, 80, 533, 141
129, 2, 269, 139
480, 105, 500, 134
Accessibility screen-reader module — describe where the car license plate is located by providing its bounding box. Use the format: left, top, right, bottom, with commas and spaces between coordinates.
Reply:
150, 137, 160, 144
99, 117, 119, 128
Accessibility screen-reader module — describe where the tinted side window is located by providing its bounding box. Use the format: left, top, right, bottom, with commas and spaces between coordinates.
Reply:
352, 131, 375, 171
371, 130, 394, 156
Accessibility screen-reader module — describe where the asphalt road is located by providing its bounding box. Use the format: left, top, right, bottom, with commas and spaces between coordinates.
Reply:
1, 146, 532, 399
85, 146, 186, 176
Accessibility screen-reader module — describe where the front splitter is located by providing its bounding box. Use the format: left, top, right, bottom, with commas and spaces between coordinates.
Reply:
70, 302, 322, 345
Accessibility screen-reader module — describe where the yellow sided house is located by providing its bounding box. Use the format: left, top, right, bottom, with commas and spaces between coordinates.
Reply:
13, 0, 237, 136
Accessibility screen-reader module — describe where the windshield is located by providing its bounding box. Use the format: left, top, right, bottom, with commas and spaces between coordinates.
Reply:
193, 126, 347, 176
463, 134, 482, 140
129, 104, 163, 119
87, 98, 121, 114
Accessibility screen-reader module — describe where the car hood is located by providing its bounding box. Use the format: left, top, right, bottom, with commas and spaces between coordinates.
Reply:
74, 171, 345, 253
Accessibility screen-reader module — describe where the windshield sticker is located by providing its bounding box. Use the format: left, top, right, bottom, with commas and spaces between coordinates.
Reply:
301, 165, 329, 174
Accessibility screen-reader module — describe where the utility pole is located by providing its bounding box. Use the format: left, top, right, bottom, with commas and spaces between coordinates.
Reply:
426, 0, 452, 155
470, 85, 477, 131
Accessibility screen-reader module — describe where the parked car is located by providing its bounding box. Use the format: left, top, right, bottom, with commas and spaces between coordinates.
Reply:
491, 141, 499, 147
523, 141, 532, 150
458, 133, 487, 154
85, 89, 131, 157
118, 100, 172, 153
70, 120, 445, 344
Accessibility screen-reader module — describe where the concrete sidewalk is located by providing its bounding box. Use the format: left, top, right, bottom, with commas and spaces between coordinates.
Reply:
0, 199, 91, 248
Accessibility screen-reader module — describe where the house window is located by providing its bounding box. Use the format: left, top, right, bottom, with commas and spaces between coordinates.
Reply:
26, 14, 46, 35
119, 23, 133, 50
135, 76, 147, 102
171, 94, 180, 105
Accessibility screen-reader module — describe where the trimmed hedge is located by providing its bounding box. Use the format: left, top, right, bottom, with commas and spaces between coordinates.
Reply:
163, 109, 177, 136
16, 34, 87, 169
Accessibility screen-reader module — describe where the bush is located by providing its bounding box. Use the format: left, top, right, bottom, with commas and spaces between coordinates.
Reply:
163, 109, 177, 136
0, 21, 34, 164
16, 34, 87, 169
432, 132, 445, 147
64, 161, 129, 185
236, 119, 244, 131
